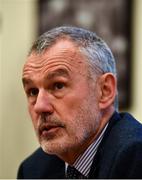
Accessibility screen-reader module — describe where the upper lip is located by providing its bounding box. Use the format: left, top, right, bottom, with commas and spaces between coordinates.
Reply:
41, 124, 59, 131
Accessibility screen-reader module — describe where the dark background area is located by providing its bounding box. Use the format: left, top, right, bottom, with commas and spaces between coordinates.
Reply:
38, 0, 132, 109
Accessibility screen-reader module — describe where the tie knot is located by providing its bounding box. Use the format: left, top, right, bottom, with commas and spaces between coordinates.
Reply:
66, 165, 87, 179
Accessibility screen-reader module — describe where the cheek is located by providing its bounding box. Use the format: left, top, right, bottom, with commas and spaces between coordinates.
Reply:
55, 90, 93, 127
59, 91, 87, 114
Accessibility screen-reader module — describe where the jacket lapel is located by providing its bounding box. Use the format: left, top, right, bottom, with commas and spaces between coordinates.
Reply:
88, 111, 121, 178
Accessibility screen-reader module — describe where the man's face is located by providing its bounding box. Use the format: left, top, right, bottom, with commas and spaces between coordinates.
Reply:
22, 39, 101, 157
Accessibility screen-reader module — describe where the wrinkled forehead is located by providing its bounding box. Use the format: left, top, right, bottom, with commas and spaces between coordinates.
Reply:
23, 40, 88, 77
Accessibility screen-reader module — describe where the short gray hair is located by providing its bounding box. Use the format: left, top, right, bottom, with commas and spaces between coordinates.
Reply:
30, 26, 118, 109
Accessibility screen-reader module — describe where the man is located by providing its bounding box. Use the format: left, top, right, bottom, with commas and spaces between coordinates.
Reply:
17, 26, 142, 179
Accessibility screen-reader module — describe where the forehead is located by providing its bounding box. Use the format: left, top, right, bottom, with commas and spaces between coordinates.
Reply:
23, 39, 88, 76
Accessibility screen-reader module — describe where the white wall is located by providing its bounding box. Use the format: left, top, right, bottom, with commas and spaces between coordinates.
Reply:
0, 0, 38, 178
0, 0, 2, 177
0, 0, 142, 178
129, 0, 142, 120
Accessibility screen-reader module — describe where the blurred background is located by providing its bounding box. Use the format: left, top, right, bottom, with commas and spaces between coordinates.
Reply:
0, 0, 142, 178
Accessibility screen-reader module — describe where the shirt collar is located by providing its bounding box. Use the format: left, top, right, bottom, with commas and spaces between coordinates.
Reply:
66, 123, 108, 177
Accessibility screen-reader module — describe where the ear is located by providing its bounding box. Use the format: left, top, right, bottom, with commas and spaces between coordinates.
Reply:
98, 73, 117, 109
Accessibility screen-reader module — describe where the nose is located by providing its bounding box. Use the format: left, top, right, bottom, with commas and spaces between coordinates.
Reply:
34, 89, 54, 115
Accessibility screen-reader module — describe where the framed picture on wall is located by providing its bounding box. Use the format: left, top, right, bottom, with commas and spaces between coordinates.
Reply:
38, 0, 132, 109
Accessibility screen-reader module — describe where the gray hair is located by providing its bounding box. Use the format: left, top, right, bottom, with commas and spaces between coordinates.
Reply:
30, 26, 118, 109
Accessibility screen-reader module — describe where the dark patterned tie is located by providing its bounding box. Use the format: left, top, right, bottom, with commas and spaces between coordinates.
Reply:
66, 165, 87, 179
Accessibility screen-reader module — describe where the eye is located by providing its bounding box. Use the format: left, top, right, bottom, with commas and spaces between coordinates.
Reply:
53, 82, 65, 90
27, 88, 39, 97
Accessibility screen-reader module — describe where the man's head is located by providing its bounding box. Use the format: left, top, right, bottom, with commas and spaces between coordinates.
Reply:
22, 26, 117, 163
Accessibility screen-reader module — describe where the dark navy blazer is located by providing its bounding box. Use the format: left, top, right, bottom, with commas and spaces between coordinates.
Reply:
17, 112, 142, 179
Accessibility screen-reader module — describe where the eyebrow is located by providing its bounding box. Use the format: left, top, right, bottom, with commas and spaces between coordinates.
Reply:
45, 68, 70, 81
22, 78, 34, 87
22, 68, 70, 87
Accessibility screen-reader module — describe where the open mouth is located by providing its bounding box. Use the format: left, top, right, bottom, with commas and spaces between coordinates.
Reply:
39, 124, 63, 137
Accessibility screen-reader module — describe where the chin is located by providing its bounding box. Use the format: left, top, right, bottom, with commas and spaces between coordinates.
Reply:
39, 128, 92, 156
40, 138, 69, 155
40, 136, 81, 156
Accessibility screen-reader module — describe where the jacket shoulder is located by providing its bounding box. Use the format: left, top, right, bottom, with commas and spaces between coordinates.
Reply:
90, 112, 142, 178
110, 112, 142, 143
17, 147, 65, 179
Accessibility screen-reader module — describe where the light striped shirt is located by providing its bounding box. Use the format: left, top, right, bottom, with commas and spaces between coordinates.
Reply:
66, 123, 108, 178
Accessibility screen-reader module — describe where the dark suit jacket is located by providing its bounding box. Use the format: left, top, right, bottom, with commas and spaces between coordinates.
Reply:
17, 112, 142, 179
